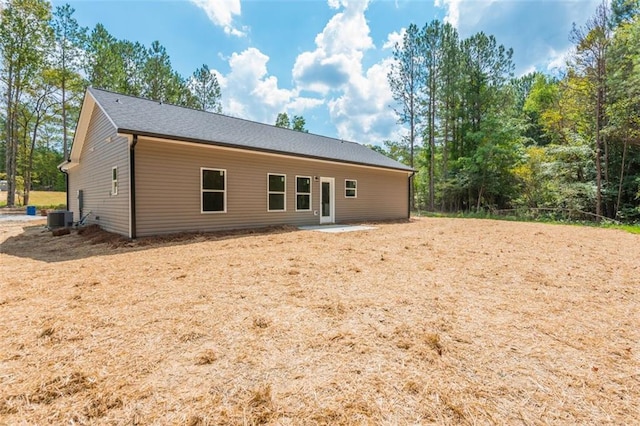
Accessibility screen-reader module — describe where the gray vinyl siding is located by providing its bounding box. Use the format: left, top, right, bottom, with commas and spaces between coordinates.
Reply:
135, 138, 408, 237
67, 106, 129, 235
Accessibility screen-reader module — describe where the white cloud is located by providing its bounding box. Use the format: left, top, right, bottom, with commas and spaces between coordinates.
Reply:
287, 97, 325, 114
189, 0, 246, 37
212, 0, 401, 143
383, 28, 406, 50
519, 65, 536, 77
328, 58, 398, 143
290, 0, 399, 142
435, 0, 462, 27
214, 48, 322, 124
546, 47, 571, 73
292, 0, 373, 94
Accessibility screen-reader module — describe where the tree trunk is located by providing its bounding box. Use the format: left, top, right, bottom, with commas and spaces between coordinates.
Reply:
595, 140, 603, 220
24, 109, 44, 207
5, 68, 15, 207
429, 91, 435, 211
409, 98, 415, 211
441, 107, 449, 211
62, 74, 68, 160
476, 185, 484, 211
595, 71, 604, 220
6, 83, 18, 208
600, 60, 610, 217
615, 138, 628, 220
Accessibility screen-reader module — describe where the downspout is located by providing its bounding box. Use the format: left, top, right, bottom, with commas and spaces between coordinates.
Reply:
57, 163, 69, 211
130, 135, 138, 239
408, 171, 416, 219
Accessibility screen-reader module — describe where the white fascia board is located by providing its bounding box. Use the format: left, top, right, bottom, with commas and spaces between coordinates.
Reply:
66, 92, 96, 165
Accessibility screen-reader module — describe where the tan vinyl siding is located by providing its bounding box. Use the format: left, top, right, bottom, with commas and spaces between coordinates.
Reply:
67, 106, 129, 235
135, 138, 408, 237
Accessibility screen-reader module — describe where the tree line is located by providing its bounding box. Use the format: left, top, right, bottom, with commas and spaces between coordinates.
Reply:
0, 0, 223, 207
384, 0, 640, 222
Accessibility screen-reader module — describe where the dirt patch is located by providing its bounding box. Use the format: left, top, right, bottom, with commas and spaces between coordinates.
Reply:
0, 217, 638, 424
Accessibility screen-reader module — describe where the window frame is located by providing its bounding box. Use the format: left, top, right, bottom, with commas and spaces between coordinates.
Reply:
345, 179, 357, 198
200, 167, 227, 214
267, 173, 287, 212
111, 166, 118, 196
295, 175, 312, 212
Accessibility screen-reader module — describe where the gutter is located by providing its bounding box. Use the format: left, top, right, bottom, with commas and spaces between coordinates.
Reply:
130, 134, 138, 239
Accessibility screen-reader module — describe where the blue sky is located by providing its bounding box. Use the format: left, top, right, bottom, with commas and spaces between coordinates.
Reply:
54, 0, 602, 145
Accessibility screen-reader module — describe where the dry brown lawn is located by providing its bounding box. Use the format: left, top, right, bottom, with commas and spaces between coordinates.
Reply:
0, 217, 638, 425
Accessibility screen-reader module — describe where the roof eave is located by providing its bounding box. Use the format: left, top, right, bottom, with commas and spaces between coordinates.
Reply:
66, 90, 101, 166
58, 159, 79, 171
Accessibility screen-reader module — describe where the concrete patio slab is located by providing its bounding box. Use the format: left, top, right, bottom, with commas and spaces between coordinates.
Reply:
0, 214, 47, 223
298, 224, 376, 233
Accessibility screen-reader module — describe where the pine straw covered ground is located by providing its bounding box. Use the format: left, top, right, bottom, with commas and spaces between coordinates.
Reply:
0, 218, 638, 425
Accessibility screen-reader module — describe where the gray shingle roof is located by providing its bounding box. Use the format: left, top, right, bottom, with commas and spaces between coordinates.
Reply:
89, 87, 413, 172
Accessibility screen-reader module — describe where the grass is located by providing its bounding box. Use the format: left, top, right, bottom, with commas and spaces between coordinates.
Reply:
416, 209, 640, 234
0, 191, 66, 209
603, 223, 640, 234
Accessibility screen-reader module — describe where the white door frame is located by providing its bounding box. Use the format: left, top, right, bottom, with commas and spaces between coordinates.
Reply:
319, 177, 335, 224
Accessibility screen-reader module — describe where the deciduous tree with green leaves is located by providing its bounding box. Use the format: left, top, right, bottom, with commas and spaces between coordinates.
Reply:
291, 115, 308, 133
606, 4, 640, 218
0, 0, 53, 207
275, 112, 290, 128
17, 70, 57, 205
569, 0, 612, 219
275, 112, 308, 132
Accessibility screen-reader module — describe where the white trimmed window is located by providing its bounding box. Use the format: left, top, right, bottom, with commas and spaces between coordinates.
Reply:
268, 173, 286, 211
201, 168, 226, 213
345, 179, 357, 198
296, 176, 311, 211
111, 166, 118, 196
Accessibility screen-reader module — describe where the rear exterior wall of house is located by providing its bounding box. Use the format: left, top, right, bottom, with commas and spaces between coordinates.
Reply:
134, 137, 409, 237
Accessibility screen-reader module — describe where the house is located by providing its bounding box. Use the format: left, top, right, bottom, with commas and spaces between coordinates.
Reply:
59, 88, 414, 238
